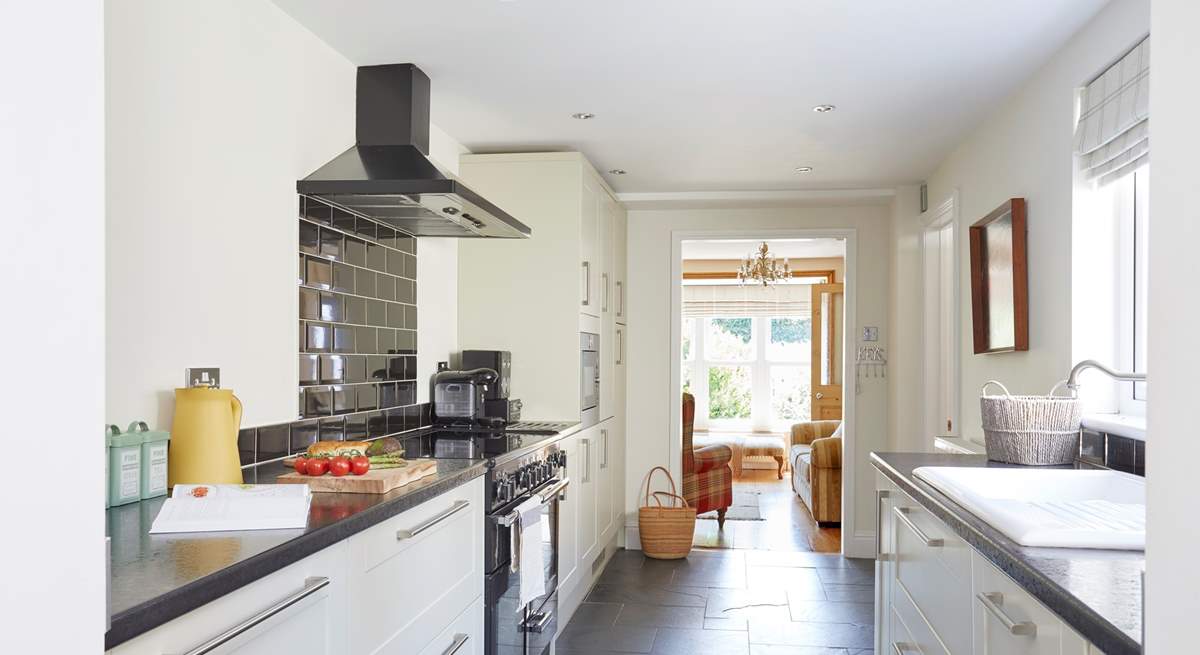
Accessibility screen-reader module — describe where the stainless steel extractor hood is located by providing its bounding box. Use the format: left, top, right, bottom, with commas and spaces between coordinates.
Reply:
298, 64, 531, 239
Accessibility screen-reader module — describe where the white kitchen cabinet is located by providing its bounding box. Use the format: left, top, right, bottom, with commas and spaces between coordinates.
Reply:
599, 191, 617, 421
596, 420, 615, 542
576, 424, 601, 568
558, 433, 582, 595
875, 476, 1103, 655
348, 476, 484, 655
614, 205, 628, 326
416, 596, 483, 655
107, 540, 350, 655
458, 153, 626, 422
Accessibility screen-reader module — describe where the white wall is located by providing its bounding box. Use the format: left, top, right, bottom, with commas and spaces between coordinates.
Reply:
625, 204, 891, 555
886, 186, 924, 451
890, 0, 1150, 445
0, 2, 106, 650
106, 0, 465, 427
1145, 0, 1200, 648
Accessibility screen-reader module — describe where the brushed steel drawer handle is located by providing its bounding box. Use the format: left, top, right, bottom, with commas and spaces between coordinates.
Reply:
170, 576, 329, 654
581, 261, 591, 306
894, 506, 943, 547
442, 633, 469, 655
397, 500, 470, 541
892, 642, 911, 655
876, 489, 890, 560
977, 591, 1038, 636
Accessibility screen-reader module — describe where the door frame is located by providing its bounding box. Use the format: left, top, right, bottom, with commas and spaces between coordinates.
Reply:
669, 228, 859, 556
921, 192, 961, 448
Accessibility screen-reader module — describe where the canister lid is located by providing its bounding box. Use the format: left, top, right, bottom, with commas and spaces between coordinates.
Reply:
107, 425, 144, 448
126, 420, 170, 444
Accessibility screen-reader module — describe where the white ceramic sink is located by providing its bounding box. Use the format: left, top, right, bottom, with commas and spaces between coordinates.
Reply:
912, 467, 1145, 550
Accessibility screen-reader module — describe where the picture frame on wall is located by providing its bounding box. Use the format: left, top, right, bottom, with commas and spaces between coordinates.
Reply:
969, 197, 1028, 354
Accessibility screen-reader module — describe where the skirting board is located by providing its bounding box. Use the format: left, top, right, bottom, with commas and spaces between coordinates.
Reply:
626, 522, 876, 559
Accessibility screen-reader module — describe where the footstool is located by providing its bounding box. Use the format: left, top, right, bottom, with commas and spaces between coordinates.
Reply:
742, 435, 788, 479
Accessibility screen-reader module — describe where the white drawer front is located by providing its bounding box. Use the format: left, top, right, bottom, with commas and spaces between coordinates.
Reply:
350, 477, 485, 655
893, 501, 972, 654
892, 578, 950, 655
108, 541, 349, 655
972, 551, 1078, 655
417, 596, 483, 655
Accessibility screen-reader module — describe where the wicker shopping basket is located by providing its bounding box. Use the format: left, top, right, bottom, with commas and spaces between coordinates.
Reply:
638, 466, 696, 559
980, 380, 1082, 465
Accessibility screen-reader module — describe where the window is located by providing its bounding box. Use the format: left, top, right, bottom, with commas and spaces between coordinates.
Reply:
683, 315, 812, 430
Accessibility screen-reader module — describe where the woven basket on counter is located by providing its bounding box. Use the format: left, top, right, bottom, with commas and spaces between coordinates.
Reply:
979, 380, 1082, 465
638, 466, 696, 559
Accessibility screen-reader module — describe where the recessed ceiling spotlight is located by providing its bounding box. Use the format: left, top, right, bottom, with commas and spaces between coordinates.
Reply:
608, 169, 627, 175
571, 112, 595, 120
812, 104, 836, 113
794, 166, 814, 173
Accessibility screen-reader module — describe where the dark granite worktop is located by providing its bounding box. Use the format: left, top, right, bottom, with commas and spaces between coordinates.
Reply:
104, 457, 488, 649
872, 452, 1142, 655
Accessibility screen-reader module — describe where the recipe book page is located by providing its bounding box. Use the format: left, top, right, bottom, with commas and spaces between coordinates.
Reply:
149, 484, 312, 534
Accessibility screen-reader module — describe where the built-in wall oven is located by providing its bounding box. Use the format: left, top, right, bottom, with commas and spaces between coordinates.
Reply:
580, 332, 599, 427
485, 444, 567, 655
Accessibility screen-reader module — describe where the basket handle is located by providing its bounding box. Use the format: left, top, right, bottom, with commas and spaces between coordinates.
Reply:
642, 466, 679, 507
1047, 380, 1077, 398
981, 380, 1011, 396
648, 490, 691, 509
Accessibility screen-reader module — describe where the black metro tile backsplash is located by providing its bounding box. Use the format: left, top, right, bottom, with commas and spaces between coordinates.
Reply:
240, 195, 431, 467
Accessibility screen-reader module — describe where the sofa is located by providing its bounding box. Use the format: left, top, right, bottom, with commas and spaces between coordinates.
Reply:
789, 420, 842, 525
682, 393, 734, 528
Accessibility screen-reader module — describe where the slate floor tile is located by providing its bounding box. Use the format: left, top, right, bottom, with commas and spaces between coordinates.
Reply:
703, 616, 748, 631
787, 599, 875, 625
616, 603, 706, 629
750, 646, 851, 655
822, 584, 874, 603
745, 550, 852, 569
567, 602, 623, 628
556, 624, 658, 653
816, 566, 875, 586
746, 566, 825, 595
599, 564, 678, 587
705, 588, 789, 619
586, 583, 709, 608
748, 619, 874, 650
650, 627, 750, 655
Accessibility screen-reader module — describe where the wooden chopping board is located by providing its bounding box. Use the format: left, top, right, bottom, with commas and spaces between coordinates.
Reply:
276, 459, 437, 494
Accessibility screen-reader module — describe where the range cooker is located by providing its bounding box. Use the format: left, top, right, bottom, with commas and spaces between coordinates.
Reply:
403, 423, 572, 655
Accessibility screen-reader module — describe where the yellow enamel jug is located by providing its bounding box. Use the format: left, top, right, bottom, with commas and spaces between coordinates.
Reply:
168, 386, 244, 487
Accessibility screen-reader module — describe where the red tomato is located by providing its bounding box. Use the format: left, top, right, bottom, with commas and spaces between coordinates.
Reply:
329, 456, 351, 477
350, 456, 370, 476
305, 458, 329, 476
293, 457, 308, 474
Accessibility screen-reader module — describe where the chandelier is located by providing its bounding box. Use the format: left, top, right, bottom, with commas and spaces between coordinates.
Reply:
737, 242, 791, 287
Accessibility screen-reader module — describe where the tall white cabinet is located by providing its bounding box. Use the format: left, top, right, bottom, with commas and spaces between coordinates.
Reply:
458, 152, 629, 640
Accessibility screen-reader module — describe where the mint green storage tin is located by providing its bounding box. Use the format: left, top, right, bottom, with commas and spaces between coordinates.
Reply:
107, 426, 143, 507
128, 421, 170, 500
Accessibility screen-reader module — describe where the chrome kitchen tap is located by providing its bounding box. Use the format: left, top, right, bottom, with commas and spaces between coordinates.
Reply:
1065, 359, 1147, 393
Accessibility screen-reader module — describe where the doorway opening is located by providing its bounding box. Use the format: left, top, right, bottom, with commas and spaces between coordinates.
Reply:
678, 237, 846, 552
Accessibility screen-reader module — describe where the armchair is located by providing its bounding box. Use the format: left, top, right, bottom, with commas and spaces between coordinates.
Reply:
682, 393, 734, 528
789, 420, 842, 525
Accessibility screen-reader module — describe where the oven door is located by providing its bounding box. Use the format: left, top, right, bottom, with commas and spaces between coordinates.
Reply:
580, 349, 599, 418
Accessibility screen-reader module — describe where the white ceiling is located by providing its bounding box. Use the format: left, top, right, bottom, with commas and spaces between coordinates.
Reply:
682, 238, 844, 261
274, 0, 1109, 193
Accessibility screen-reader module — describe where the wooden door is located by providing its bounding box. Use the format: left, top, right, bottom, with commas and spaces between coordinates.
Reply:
810, 283, 844, 420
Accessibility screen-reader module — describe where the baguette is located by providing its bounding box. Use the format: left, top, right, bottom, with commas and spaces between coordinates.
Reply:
306, 440, 371, 458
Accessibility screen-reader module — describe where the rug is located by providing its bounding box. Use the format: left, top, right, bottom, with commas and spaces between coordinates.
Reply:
697, 491, 763, 521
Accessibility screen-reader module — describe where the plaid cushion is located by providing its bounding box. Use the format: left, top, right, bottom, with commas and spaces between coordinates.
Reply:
693, 444, 732, 473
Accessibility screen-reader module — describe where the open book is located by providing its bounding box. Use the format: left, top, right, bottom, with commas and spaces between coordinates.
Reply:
149, 484, 312, 534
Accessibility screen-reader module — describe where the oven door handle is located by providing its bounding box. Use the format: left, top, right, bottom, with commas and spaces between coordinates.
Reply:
494, 478, 569, 574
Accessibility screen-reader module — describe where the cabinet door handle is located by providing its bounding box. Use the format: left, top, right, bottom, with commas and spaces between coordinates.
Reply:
875, 490, 890, 560
582, 439, 591, 483
893, 506, 942, 547
602, 273, 609, 312
600, 429, 608, 469
581, 261, 591, 307
442, 633, 469, 655
616, 329, 624, 365
616, 281, 623, 317
396, 500, 470, 541
977, 592, 1038, 636
171, 577, 330, 655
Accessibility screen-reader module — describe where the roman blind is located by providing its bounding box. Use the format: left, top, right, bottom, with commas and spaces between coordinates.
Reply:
682, 284, 810, 318
1074, 36, 1150, 185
